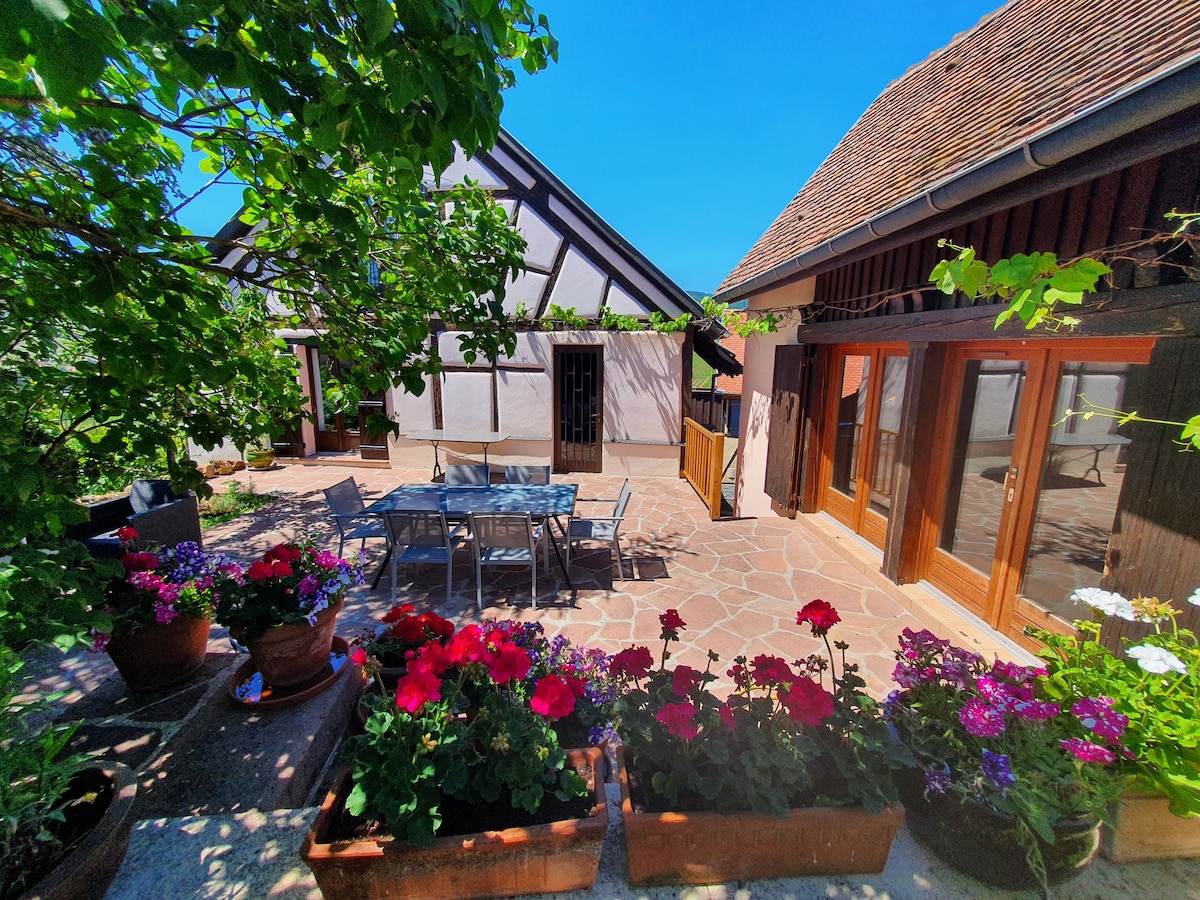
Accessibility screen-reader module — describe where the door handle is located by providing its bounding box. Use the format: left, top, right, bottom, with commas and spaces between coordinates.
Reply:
1004, 466, 1018, 503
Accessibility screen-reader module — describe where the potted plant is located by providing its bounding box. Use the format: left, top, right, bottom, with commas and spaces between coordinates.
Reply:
610, 603, 908, 886
89, 535, 225, 692
887, 626, 1131, 891
214, 542, 362, 688
245, 447, 275, 470
351, 602, 455, 687
1029, 587, 1200, 862
0, 662, 137, 900
301, 619, 609, 899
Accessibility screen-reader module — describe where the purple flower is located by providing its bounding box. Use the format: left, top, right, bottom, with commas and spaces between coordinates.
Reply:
154, 598, 179, 625
1071, 697, 1128, 739
1011, 700, 1061, 721
924, 768, 950, 795
1060, 737, 1116, 764
959, 698, 1006, 737
981, 749, 1016, 793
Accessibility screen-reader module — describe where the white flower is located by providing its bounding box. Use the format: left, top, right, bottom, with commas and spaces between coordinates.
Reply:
1071, 587, 1134, 619
1187, 587, 1200, 607
1127, 644, 1187, 675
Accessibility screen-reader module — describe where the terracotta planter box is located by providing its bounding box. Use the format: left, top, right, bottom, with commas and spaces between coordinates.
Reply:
20, 762, 137, 900
301, 747, 608, 900
1102, 790, 1200, 863
618, 750, 904, 886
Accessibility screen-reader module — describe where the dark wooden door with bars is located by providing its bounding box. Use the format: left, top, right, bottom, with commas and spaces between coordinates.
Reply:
553, 344, 603, 473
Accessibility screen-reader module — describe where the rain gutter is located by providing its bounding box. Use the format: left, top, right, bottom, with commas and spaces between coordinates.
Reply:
714, 54, 1200, 305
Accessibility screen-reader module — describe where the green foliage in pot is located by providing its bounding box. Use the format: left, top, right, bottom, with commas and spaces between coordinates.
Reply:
0, 660, 90, 900
888, 627, 1131, 888
349, 621, 594, 846
1031, 588, 1200, 817
611, 602, 907, 818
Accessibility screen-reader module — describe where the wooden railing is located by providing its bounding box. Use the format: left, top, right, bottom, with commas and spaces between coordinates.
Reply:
681, 417, 725, 520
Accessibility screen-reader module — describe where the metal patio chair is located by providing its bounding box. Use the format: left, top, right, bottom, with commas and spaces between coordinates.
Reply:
467, 512, 546, 611
323, 476, 386, 558
382, 509, 465, 602
504, 465, 551, 484
566, 478, 632, 578
445, 463, 490, 486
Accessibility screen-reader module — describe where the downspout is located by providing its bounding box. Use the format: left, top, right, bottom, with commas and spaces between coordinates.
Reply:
714, 53, 1200, 305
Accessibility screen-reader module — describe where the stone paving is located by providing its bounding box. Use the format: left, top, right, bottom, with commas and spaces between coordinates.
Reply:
198, 460, 1027, 697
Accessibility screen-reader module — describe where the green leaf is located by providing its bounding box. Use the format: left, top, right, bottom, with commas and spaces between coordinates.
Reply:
359, 0, 397, 46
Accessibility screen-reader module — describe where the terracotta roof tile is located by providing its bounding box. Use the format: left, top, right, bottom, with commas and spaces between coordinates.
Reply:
716, 333, 745, 393
718, 0, 1200, 295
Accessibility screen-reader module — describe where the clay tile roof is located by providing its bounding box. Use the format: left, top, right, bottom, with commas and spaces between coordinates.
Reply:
718, 0, 1200, 296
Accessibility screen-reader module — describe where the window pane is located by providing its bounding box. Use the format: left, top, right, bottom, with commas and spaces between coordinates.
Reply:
830, 355, 871, 500
1019, 361, 1144, 623
868, 356, 908, 516
939, 359, 1027, 575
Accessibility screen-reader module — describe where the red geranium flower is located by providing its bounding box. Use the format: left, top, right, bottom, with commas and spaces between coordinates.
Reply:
264, 543, 303, 565
530, 675, 580, 719
487, 642, 532, 685
120, 551, 159, 574
796, 599, 841, 637
719, 701, 738, 729
381, 603, 416, 623
350, 646, 369, 667
671, 664, 702, 697
780, 677, 834, 726
749, 654, 793, 687
659, 609, 686, 632
610, 646, 653, 679
116, 526, 139, 544
656, 701, 700, 739
394, 668, 442, 714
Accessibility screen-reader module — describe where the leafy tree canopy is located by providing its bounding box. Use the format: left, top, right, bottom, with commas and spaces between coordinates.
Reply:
0, 0, 555, 649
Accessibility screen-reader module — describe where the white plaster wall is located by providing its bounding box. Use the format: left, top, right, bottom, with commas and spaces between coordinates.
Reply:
426, 147, 506, 190
734, 277, 815, 517
441, 370, 493, 432
605, 282, 650, 317
498, 368, 552, 439
390, 375, 434, 433
515, 204, 563, 272
546, 247, 607, 318
596, 332, 683, 445
504, 270, 550, 316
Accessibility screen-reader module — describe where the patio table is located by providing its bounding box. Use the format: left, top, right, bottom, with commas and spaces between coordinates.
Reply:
365, 483, 578, 589
403, 429, 509, 480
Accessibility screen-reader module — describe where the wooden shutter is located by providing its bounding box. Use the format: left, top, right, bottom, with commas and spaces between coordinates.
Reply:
765, 344, 811, 516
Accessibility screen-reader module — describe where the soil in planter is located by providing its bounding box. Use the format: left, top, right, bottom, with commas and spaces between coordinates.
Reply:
327, 762, 597, 843
1, 770, 114, 900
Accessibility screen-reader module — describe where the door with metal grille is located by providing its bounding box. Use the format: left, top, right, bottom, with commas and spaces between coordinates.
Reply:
553, 344, 603, 473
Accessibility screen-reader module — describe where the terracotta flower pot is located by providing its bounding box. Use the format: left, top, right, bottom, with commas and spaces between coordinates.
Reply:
1102, 789, 1200, 862
105, 616, 211, 693
617, 749, 904, 886
300, 747, 609, 900
238, 596, 343, 688
19, 762, 137, 900
899, 775, 1099, 888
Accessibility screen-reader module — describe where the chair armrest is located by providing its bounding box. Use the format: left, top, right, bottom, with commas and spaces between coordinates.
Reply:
570, 515, 624, 523
127, 495, 202, 549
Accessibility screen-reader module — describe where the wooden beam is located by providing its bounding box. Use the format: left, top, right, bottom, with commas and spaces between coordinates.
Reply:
794, 281, 1200, 344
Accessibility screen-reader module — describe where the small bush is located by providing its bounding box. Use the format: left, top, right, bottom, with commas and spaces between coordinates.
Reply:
199, 481, 279, 527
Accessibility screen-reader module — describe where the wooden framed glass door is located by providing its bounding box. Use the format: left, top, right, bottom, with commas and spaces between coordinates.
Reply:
819, 344, 908, 548
922, 340, 1154, 645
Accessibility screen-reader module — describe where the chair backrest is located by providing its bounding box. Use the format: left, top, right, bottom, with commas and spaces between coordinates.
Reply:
384, 510, 450, 549
445, 464, 490, 486
612, 479, 632, 520
504, 465, 550, 485
468, 512, 536, 552
130, 478, 178, 514
324, 476, 366, 515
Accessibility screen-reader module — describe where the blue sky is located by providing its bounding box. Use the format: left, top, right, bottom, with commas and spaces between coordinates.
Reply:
175, 0, 1000, 294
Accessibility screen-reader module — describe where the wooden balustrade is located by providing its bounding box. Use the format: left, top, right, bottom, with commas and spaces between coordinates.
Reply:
681, 417, 725, 520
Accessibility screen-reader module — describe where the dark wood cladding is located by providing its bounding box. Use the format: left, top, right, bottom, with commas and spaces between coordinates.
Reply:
812, 146, 1200, 321
1101, 337, 1200, 649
